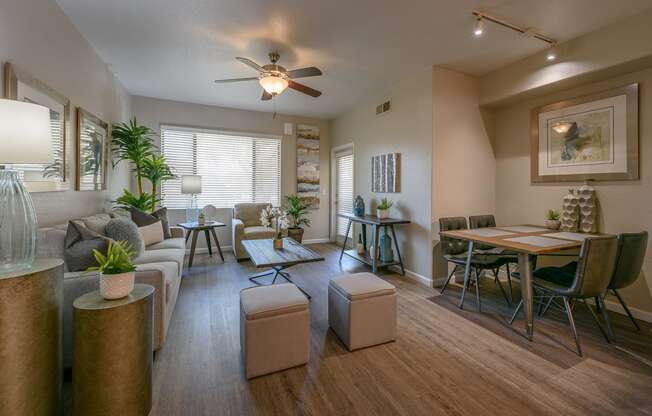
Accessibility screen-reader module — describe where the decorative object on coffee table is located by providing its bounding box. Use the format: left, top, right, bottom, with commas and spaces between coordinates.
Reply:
178, 221, 226, 267
88, 240, 137, 300
181, 175, 202, 223
376, 197, 393, 220
353, 195, 365, 217
0, 259, 63, 416
561, 188, 580, 232
260, 205, 288, 249
242, 238, 325, 299
578, 181, 598, 232
0, 98, 52, 273
284, 194, 311, 243
371, 152, 400, 192
544, 209, 561, 230
73, 284, 154, 416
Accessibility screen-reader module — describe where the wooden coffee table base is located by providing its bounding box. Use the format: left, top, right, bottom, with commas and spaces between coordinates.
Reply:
248, 265, 310, 299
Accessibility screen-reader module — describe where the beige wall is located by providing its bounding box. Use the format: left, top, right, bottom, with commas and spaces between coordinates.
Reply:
431, 67, 496, 280
131, 96, 331, 249
0, 0, 132, 227
332, 68, 433, 281
494, 68, 652, 315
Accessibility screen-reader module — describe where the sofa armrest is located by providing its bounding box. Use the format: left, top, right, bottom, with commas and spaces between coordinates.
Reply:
169, 226, 185, 239
232, 218, 247, 259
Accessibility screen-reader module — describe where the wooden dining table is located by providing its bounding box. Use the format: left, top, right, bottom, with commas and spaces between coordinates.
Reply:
439, 225, 608, 341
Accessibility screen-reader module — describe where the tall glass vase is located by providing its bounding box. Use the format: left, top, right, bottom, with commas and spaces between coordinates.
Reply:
0, 170, 37, 274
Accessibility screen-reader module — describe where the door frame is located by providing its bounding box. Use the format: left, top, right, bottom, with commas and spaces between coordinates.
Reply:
330, 143, 355, 243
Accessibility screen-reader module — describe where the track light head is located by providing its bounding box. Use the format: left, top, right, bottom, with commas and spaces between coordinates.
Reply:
473, 16, 484, 37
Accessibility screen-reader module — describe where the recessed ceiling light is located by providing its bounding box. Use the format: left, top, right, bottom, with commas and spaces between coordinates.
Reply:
473, 17, 484, 37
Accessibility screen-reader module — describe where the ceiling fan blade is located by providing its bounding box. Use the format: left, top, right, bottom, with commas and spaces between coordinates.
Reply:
286, 66, 322, 79
236, 57, 265, 73
288, 80, 322, 97
214, 77, 258, 84
261, 90, 273, 101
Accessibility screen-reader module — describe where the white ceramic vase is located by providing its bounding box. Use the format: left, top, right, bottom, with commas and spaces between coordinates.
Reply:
560, 189, 580, 232
377, 209, 389, 219
100, 271, 135, 300
577, 182, 598, 233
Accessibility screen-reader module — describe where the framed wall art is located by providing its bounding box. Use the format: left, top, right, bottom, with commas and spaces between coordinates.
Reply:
296, 124, 320, 209
76, 108, 109, 191
530, 83, 638, 183
371, 152, 400, 193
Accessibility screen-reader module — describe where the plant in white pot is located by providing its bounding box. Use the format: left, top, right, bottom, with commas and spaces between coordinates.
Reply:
544, 209, 561, 230
284, 194, 311, 243
260, 205, 288, 249
88, 241, 137, 300
376, 197, 393, 219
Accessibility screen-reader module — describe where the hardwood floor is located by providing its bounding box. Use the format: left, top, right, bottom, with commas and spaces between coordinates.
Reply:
151, 243, 652, 415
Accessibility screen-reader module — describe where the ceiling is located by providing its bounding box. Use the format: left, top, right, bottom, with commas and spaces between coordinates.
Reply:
56, 0, 652, 119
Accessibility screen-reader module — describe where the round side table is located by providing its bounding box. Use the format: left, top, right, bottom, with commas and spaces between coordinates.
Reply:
0, 259, 64, 416
73, 284, 154, 416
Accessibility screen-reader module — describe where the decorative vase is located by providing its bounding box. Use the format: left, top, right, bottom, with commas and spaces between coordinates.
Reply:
379, 228, 394, 263
377, 209, 389, 219
544, 220, 561, 230
99, 271, 135, 300
353, 195, 365, 217
198, 217, 206, 225
0, 170, 37, 274
273, 238, 284, 250
560, 188, 580, 232
287, 227, 304, 243
356, 233, 365, 254
577, 181, 598, 233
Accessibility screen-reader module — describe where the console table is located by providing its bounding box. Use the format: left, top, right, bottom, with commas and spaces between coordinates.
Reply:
337, 213, 410, 274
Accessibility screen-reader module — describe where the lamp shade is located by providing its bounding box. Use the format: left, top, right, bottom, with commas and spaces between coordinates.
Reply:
0, 99, 52, 164
259, 75, 288, 95
181, 175, 202, 194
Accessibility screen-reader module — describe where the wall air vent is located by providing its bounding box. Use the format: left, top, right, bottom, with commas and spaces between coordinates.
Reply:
375, 100, 391, 115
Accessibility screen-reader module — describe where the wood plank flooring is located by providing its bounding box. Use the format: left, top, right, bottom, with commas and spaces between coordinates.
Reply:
151, 243, 652, 416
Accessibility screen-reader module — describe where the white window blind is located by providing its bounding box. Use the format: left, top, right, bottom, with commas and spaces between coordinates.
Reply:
161, 125, 281, 209
336, 153, 354, 237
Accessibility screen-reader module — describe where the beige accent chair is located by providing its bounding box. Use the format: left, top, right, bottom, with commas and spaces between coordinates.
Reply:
240, 283, 310, 379
232, 203, 276, 260
328, 272, 397, 351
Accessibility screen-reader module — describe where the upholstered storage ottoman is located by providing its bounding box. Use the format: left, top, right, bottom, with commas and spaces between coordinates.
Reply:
240, 283, 310, 379
328, 272, 397, 351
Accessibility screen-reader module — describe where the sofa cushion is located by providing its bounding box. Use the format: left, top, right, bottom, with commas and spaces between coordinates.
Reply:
241, 283, 308, 320
134, 261, 179, 303
147, 237, 186, 251
64, 222, 113, 272
131, 207, 171, 239
330, 272, 396, 301
80, 214, 112, 235
133, 248, 185, 274
243, 226, 276, 239
234, 203, 269, 227
105, 217, 145, 256
139, 221, 165, 246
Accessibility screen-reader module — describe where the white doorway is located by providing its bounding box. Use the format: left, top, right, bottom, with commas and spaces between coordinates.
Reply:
331, 144, 354, 245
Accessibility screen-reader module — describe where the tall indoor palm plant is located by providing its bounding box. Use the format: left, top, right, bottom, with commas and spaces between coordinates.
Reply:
111, 118, 156, 195
141, 154, 175, 208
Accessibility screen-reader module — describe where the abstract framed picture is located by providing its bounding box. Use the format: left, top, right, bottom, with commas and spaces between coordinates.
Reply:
296, 124, 320, 209
3, 62, 71, 192
76, 108, 109, 191
530, 83, 638, 183
371, 152, 400, 193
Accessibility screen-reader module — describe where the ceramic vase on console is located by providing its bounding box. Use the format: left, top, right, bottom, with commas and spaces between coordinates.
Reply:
561, 188, 580, 232
353, 195, 365, 217
577, 181, 598, 233
379, 228, 394, 263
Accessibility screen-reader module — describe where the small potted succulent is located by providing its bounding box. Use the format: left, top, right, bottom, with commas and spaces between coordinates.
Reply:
544, 209, 561, 230
260, 205, 288, 249
198, 210, 206, 225
284, 194, 311, 243
88, 241, 137, 300
376, 197, 393, 219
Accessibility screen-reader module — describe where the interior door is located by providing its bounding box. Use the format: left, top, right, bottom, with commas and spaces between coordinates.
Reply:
334, 149, 354, 245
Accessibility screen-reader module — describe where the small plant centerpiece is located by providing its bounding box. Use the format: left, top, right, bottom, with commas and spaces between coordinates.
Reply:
284, 194, 311, 243
545, 209, 561, 230
260, 205, 288, 249
88, 241, 137, 300
376, 197, 393, 219
198, 210, 206, 225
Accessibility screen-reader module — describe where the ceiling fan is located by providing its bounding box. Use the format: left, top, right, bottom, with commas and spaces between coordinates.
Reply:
214, 52, 323, 100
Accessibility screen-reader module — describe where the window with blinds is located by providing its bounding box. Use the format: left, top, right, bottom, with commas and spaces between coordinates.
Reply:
160, 125, 281, 209
336, 153, 354, 237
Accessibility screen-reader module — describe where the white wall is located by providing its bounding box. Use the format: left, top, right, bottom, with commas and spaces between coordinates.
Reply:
0, 0, 132, 226
131, 96, 331, 251
332, 68, 433, 281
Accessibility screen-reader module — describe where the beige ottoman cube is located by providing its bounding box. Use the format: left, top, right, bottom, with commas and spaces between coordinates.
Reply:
328, 272, 397, 351
240, 283, 310, 379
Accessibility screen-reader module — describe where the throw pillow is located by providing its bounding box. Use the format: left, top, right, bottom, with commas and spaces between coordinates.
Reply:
64, 222, 112, 272
105, 217, 145, 257
82, 216, 111, 235
139, 221, 165, 246
131, 207, 171, 239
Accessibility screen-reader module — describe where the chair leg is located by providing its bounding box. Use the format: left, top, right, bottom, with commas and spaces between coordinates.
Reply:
594, 297, 602, 313
474, 268, 481, 312
540, 296, 555, 317
509, 299, 523, 325
597, 296, 615, 341
506, 263, 513, 302
493, 268, 511, 306
440, 265, 457, 295
583, 299, 611, 343
612, 289, 640, 331
562, 297, 582, 357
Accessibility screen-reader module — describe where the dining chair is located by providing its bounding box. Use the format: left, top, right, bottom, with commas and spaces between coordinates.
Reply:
469, 214, 517, 303
438, 217, 511, 311
509, 236, 618, 356
202, 204, 219, 221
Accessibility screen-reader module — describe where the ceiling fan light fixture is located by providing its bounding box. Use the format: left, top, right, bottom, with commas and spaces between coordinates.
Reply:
259, 75, 288, 95
473, 16, 484, 37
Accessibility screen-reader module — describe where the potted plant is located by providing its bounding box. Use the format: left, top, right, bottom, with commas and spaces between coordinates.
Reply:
544, 209, 561, 230
88, 241, 137, 300
141, 154, 176, 209
376, 197, 393, 219
260, 205, 288, 249
198, 210, 206, 225
284, 194, 311, 243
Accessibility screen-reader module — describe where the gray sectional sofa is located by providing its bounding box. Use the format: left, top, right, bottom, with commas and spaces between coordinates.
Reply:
36, 213, 186, 368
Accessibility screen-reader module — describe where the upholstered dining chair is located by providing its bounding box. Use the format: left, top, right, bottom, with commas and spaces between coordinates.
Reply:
202, 204, 219, 222
438, 217, 511, 311
509, 236, 618, 356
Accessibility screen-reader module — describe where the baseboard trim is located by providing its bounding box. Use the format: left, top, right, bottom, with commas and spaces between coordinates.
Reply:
185, 245, 233, 256
586, 297, 652, 324
388, 265, 433, 287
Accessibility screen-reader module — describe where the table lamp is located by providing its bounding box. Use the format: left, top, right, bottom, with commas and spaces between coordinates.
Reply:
0, 99, 52, 273
181, 174, 202, 223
